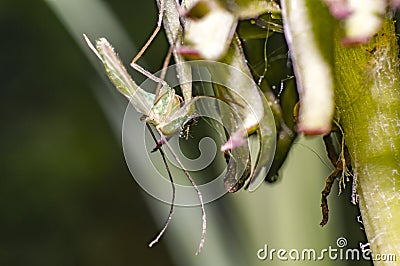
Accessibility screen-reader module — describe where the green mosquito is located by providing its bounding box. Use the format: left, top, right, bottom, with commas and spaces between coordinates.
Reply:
84, 32, 274, 251
82, 0, 276, 256
84, 34, 207, 255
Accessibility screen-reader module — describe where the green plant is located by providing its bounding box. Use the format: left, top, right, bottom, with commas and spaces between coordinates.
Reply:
163, 0, 400, 262
48, 0, 399, 263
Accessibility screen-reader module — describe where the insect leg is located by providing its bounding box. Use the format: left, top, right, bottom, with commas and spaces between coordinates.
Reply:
156, 127, 206, 255
131, 0, 166, 65
146, 123, 176, 247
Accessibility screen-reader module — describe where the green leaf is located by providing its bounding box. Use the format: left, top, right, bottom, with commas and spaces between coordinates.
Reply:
213, 35, 276, 191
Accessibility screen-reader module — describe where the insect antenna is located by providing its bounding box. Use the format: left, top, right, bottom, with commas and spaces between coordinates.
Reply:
258, 20, 270, 86
293, 141, 335, 171
145, 123, 176, 248
156, 128, 207, 256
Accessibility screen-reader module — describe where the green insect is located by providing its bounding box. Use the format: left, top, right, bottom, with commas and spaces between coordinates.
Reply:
83, 0, 277, 256
84, 34, 207, 255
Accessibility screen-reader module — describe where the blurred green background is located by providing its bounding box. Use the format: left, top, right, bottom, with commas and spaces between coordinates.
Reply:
0, 0, 371, 265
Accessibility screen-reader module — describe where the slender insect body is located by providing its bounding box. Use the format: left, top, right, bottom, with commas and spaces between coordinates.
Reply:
85, 32, 207, 255
84, 0, 278, 254
86, 35, 197, 138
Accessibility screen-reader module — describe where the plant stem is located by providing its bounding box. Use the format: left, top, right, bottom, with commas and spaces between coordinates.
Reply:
334, 18, 400, 263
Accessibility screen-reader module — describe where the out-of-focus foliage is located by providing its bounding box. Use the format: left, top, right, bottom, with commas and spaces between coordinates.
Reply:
0, 1, 173, 265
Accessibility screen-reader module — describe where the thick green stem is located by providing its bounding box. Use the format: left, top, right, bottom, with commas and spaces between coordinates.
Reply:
334, 18, 400, 263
